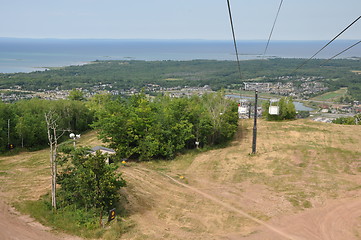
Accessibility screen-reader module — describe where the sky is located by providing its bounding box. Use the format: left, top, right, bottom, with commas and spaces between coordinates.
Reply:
0, 0, 360, 40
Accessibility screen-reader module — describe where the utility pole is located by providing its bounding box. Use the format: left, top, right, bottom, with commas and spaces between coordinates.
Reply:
7, 119, 10, 145
252, 90, 258, 154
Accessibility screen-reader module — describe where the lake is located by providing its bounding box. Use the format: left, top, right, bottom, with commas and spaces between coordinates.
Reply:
1, 38, 360, 73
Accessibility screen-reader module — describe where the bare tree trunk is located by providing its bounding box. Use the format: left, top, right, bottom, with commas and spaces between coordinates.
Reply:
46, 113, 57, 210
52, 127, 58, 210
45, 111, 64, 210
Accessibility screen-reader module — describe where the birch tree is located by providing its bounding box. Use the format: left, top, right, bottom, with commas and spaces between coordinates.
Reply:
45, 111, 67, 210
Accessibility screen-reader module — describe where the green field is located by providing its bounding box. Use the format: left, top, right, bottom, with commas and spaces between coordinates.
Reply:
310, 88, 347, 101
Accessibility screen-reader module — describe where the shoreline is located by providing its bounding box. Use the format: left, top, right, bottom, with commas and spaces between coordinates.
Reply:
1, 39, 360, 74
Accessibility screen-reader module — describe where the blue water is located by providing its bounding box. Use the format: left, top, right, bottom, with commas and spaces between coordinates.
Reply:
0, 38, 360, 73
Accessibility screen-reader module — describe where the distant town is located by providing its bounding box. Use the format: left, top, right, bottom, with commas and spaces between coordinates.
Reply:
1, 74, 361, 123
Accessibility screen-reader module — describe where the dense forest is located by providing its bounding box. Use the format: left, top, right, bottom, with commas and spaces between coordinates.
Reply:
93, 92, 238, 160
0, 98, 93, 152
1, 58, 360, 99
0, 92, 238, 159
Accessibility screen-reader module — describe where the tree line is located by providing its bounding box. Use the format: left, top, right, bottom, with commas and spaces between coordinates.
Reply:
1, 58, 360, 100
0, 98, 93, 152
92, 91, 239, 160
332, 114, 361, 125
0, 91, 239, 159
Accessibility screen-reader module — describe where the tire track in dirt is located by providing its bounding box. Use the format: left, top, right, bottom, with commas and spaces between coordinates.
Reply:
250, 197, 361, 240
127, 166, 361, 240
123, 164, 361, 240
123, 166, 299, 240
158, 171, 300, 240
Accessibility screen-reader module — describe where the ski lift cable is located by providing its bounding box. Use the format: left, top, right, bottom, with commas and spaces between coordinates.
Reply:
291, 15, 361, 75
263, 0, 284, 57
226, 0, 242, 80
321, 40, 361, 65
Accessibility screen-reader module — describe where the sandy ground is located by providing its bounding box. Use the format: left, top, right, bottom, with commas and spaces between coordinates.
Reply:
120, 166, 361, 240
0, 199, 81, 240
244, 197, 361, 240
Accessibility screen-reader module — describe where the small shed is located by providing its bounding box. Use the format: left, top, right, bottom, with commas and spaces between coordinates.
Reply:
90, 146, 116, 164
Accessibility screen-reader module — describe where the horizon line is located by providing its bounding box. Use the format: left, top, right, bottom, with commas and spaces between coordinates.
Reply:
0, 37, 359, 42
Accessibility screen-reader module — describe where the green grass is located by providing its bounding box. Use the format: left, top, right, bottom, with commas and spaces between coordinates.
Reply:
311, 88, 347, 101
144, 148, 204, 173
164, 78, 183, 81
233, 163, 266, 182
15, 198, 134, 239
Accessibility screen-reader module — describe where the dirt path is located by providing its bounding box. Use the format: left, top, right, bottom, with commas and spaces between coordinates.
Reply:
122, 167, 296, 239
0, 199, 81, 240
122, 166, 361, 240
160, 171, 299, 240
121, 166, 262, 239
244, 197, 361, 240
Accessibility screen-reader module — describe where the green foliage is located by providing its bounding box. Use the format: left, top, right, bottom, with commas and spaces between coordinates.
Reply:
0, 101, 14, 152
297, 111, 310, 119
16, 199, 103, 237
332, 114, 361, 125
1, 59, 360, 100
68, 89, 85, 101
57, 147, 126, 211
16, 197, 132, 239
262, 97, 297, 121
0, 99, 93, 153
92, 92, 238, 160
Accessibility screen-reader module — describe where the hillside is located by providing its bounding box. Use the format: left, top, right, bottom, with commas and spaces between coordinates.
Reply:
1, 59, 360, 100
1, 119, 361, 239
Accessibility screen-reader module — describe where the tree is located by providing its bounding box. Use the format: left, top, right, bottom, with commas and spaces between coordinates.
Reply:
45, 110, 69, 210
332, 114, 361, 125
11, 99, 93, 150
92, 92, 238, 161
57, 147, 126, 213
68, 89, 85, 101
202, 91, 238, 144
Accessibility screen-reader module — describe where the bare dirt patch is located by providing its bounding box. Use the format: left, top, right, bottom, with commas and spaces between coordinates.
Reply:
0, 199, 81, 240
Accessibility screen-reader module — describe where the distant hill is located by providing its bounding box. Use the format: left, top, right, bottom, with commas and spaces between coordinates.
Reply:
0, 59, 360, 99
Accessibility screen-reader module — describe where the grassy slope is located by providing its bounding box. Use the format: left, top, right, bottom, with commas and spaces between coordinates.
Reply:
120, 119, 361, 239
0, 120, 361, 239
310, 87, 348, 102
0, 131, 102, 202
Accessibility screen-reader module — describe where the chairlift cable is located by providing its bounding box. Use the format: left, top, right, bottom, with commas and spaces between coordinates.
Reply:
226, 0, 242, 80
321, 40, 361, 65
263, 0, 284, 57
291, 15, 361, 75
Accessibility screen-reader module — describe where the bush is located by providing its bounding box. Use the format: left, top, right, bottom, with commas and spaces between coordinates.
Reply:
57, 147, 126, 212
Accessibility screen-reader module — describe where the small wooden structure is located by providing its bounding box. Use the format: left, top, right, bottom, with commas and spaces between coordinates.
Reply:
90, 146, 116, 164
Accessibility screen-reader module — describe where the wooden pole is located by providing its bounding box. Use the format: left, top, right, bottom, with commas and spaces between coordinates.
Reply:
252, 90, 258, 154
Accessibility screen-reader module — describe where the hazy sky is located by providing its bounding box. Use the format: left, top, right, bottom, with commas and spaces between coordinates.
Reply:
1, 0, 360, 40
